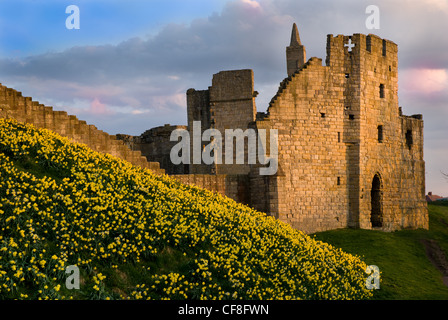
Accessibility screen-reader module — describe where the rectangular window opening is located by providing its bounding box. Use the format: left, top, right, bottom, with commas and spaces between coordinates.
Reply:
366, 36, 371, 52
345, 73, 350, 79
337, 177, 341, 185
349, 114, 355, 120
406, 130, 413, 150
378, 125, 383, 143
382, 39, 387, 56
338, 132, 341, 143
321, 112, 326, 118
379, 84, 385, 98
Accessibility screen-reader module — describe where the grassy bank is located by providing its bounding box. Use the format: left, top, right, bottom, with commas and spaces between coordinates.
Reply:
313, 203, 448, 299
0, 118, 373, 300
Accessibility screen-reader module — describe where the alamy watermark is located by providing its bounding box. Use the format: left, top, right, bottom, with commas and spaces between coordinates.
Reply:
65, 265, 80, 290
64, 263, 379, 291
365, 265, 380, 289
170, 121, 278, 175
66, 5, 80, 30
64, 5, 379, 31
365, 5, 380, 30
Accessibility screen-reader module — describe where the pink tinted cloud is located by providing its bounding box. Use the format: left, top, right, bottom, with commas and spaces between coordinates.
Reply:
400, 68, 448, 95
241, 0, 261, 9
89, 98, 114, 115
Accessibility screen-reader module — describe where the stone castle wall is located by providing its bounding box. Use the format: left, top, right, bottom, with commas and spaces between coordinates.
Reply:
0, 26, 428, 235
255, 57, 351, 233
117, 124, 189, 174
170, 174, 250, 205
326, 33, 427, 231
0, 84, 164, 175
187, 70, 258, 175
186, 89, 213, 174
250, 33, 428, 233
117, 30, 428, 234
0, 83, 249, 206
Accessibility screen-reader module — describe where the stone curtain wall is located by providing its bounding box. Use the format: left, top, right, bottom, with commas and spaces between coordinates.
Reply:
399, 115, 427, 229
0, 84, 250, 209
0, 84, 164, 175
116, 124, 189, 174
170, 174, 250, 205
256, 57, 350, 233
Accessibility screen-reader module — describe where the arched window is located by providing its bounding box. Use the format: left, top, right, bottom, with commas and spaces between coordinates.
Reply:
371, 173, 383, 228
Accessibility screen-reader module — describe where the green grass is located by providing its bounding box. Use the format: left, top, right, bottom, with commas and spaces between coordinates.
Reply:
313, 203, 448, 300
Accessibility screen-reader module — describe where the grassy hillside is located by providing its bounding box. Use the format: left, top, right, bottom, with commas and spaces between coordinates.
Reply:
0, 118, 373, 300
314, 203, 448, 300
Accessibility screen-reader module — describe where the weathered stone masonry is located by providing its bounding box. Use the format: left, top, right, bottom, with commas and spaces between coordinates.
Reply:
0, 24, 428, 233
123, 24, 428, 233
250, 30, 428, 233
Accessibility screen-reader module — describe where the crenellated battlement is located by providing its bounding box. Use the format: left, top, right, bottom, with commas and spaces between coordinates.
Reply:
325, 33, 398, 67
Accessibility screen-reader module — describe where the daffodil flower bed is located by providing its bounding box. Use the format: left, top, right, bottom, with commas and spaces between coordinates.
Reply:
0, 118, 373, 300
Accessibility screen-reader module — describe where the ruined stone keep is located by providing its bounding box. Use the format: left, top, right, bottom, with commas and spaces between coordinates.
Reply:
0, 24, 428, 233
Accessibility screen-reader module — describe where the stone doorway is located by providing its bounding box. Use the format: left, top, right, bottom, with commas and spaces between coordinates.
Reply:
370, 174, 383, 228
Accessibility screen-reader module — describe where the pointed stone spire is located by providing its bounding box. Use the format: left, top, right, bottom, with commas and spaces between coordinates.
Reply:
286, 23, 306, 76
290, 23, 302, 46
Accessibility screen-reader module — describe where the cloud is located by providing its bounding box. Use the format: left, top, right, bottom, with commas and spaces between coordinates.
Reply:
241, 0, 261, 9
400, 68, 448, 95
90, 98, 113, 115
0, 0, 296, 132
1, 1, 446, 114
423, 0, 448, 13
0, 0, 447, 196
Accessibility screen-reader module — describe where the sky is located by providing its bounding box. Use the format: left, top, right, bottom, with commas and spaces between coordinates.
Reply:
0, 0, 447, 196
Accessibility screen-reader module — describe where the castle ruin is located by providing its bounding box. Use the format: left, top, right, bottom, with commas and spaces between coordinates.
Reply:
0, 24, 428, 233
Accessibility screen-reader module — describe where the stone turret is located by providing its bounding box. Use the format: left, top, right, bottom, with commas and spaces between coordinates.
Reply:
286, 23, 306, 76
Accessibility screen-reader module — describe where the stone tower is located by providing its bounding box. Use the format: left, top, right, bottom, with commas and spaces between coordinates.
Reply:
250, 27, 428, 233
324, 33, 427, 230
286, 23, 306, 76
186, 69, 257, 175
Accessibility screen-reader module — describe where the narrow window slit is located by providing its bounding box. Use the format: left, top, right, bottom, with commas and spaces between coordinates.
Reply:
378, 125, 383, 143
406, 130, 413, 150
379, 84, 385, 98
